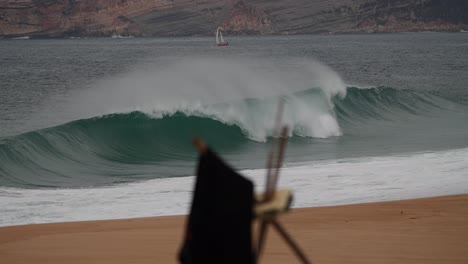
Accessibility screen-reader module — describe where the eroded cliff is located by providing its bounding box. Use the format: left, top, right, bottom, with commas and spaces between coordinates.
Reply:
0, 0, 172, 37
1, 0, 467, 37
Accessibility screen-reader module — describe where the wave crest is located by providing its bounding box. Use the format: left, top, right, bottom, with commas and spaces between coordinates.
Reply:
0, 86, 458, 189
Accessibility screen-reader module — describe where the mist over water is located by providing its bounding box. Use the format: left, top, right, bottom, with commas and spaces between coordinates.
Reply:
57, 57, 346, 129
20, 56, 348, 144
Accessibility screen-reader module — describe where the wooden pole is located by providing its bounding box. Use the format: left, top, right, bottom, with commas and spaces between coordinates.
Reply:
271, 220, 312, 264
269, 126, 289, 197
264, 99, 286, 202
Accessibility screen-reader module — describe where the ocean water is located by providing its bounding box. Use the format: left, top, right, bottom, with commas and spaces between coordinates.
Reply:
1, 33, 468, 226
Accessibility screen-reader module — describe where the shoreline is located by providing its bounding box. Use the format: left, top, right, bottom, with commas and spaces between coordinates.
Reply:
3, 30, 468, 40
1, 194, 467, 263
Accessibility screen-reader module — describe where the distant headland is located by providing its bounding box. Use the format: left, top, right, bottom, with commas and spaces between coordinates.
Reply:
1, 0, 467, 38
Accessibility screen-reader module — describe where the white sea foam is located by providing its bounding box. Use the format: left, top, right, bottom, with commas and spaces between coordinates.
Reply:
1, 147, 467, 227
12, 36, 30, 40
137, 90, 343, 141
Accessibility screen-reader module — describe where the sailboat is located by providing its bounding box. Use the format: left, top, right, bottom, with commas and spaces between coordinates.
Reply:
216, 27, 229, 46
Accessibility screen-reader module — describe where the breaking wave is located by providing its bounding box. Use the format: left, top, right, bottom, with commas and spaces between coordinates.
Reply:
0, 86, 463, 189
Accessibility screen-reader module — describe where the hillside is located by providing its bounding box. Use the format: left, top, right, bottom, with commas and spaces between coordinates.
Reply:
1, 0, 467, 37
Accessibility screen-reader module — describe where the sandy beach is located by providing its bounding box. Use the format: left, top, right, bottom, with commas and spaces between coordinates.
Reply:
1, 194, 467, 264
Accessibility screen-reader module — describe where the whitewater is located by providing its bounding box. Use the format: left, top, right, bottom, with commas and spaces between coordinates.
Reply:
1, 33, 467, 227
2, 147, 467, 226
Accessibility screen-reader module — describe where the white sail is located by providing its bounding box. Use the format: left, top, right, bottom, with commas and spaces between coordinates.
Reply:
216, 27, 227, 45
220, 31, 224, 43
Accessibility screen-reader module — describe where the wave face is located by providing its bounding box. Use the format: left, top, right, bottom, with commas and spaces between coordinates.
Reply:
1, 86, 467, 189
335, 86, 456, 121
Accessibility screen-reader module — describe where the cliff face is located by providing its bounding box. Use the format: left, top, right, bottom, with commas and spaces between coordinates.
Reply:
247, 0, 468, 34
1, 0, 467, 37
329, 0, 468, 33
0, 0, 172, 37
223, 1, 272, 35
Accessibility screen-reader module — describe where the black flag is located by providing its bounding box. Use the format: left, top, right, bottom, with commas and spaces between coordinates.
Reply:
179, 148, 255, 264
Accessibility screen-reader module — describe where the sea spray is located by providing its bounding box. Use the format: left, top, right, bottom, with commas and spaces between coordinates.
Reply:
31, 57, 347, 133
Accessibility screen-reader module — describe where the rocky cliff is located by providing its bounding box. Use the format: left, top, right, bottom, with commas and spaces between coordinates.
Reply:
0, 0, 172, 37
1, 0, 467, 37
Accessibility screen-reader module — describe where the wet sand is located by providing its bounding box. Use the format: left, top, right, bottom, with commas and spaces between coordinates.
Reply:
1, 194, 467, 264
